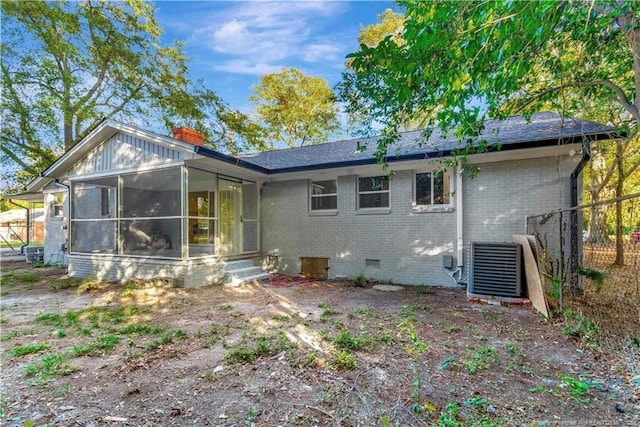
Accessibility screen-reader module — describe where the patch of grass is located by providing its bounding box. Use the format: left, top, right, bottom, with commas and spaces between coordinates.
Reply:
24, 352, 76, 386
561, 309, 600, 354
318, 302, 339, 318
13, 342, 49, 357
559, 375, 591, 403
36, 312, 64, 327
145, 329, 188, 352
479, 309, 502, 324
72, 334, 121, 357
216, 304, 234, 311
444, 325, 461, 333
115, 323, 166, 335
331, 328, 364, 351
224, 331, 295, 364
14, 271, 42, 283
355, 306, 376, 316
271, 314, 290, 322
204, 323, 231, 348
461, 346, 499, 374
49, 278, 79, 290
332, 349, 358, 370
416, 284, 430, 295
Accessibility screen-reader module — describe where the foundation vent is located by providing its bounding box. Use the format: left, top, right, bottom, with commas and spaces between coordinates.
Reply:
365, 259, 380, 268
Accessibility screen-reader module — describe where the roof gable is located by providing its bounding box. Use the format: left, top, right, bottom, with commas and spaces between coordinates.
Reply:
69, 131, 184, 177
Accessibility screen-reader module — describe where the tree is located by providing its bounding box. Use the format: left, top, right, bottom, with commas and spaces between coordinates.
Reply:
0, 0, 241, 189
338, 1, 638, 165
345, 8, 434, 132
249, 67, 340, 148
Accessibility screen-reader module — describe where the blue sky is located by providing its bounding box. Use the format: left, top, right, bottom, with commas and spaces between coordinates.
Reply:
154, 0, 398, 113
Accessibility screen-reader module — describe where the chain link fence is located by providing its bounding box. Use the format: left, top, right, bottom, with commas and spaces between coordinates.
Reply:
526, 193, 639, 371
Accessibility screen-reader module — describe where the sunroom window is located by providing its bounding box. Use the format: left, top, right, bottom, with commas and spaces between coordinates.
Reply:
188, 168, 217, 257
71, 177, 118, 253
120, 169, 182, 257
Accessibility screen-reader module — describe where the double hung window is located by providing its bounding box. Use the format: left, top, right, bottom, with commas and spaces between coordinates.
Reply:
310, 180, 337, 211
358, 176, 389, 209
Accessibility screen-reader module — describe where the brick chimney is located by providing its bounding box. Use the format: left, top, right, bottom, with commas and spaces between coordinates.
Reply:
172, 127, 204, 146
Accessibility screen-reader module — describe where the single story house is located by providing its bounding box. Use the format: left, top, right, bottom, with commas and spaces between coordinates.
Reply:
12, 112, 614, 288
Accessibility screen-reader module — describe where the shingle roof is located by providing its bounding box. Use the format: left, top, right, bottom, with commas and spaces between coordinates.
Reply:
237, 112, 616, 173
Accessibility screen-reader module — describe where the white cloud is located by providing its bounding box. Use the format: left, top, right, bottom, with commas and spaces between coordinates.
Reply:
213, 59, 283, 75
301, 42, 343, 62
188, 1, 350, 75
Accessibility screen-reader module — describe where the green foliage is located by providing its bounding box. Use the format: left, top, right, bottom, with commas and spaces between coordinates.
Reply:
561, 309, 600, 353
224, 331, 295, 364
13, 271, 41, 283
12, 342, 49, 357
331, 328, 364, 351
24, 352, 76, 386
461, 346, 499, 374
249, 67, 341, 148
560, 375, 591, 403
0, 0, 244, 188
145, 329, 188, 352
352, 273, 366, 287
338, 1, 639, 167
332, 349, 358, 371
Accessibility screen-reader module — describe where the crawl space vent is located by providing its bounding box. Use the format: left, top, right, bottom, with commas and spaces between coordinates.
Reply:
365, 259, 381, 268
468, 242, 523, 297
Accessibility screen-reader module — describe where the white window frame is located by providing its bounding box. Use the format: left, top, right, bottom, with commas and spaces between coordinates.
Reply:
52, 193, 64, 218
413, 169, 453, 213
357, 175, 390, 212
309, 179, 338, 213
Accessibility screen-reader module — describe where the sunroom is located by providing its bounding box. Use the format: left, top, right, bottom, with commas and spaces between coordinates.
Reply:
20, 120, 266, 288
70, 165, 258, 260
67, 162, 262, 288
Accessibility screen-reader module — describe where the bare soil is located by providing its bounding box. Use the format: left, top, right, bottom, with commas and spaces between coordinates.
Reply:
1, 260, 639, 426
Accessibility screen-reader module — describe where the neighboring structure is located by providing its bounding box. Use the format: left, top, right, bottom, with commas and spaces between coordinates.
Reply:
0, 208, 44, 245
11, 113, 614, 288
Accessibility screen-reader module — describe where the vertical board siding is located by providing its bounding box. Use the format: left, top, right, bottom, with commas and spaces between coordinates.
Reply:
70, 133, 184, 176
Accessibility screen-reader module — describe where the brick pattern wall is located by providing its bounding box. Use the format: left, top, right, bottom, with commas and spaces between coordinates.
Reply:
463, 156, 576, 244
43, 186, 69, 265
261, 156, 577, 287
68, 255, 225, 288
261, 170, 458, 286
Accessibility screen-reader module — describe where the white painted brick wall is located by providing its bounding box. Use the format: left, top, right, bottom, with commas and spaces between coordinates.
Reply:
68, 255, 225, 288
43, 186, 69, 265
261, 156, 577, 287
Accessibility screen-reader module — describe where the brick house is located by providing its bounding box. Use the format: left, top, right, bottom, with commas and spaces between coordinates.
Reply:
13, 112, 614, 288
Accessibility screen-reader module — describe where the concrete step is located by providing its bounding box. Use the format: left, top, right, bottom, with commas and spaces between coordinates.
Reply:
224, 266, 264, 280
224, 272, 270, 286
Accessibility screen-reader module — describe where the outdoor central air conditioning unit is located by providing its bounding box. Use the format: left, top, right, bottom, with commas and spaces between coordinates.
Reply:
468, 241, 523, 298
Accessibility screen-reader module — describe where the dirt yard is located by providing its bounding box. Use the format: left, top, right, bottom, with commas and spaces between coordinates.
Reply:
1, 260, 638, 426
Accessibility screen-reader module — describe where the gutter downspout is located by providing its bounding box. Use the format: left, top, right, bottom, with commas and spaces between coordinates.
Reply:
445, 165, 466, 286
54, 179, 71, 259
569, 141, 592, 291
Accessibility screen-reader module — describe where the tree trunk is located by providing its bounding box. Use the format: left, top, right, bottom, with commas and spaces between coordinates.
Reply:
64, 121, 74, 152
587, 189, 611, 243
613, 140, 625, 265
